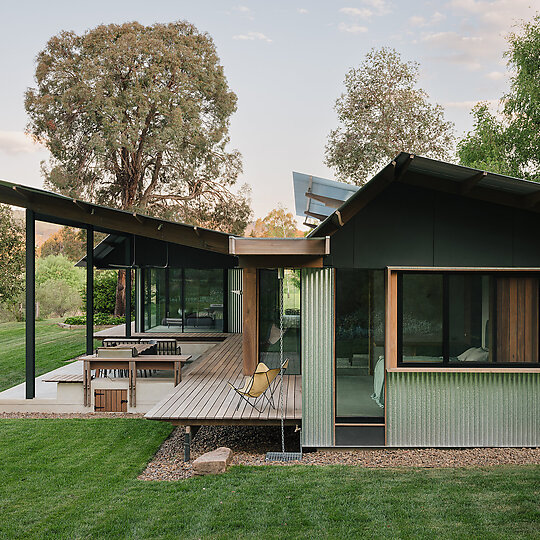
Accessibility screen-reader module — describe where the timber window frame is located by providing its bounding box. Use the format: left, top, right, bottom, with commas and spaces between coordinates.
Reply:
395, 269, 540, 368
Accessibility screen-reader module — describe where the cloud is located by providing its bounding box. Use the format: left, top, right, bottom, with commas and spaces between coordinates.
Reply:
233, 31, 273, 43
421, 0, 536, 71
232, 5, 254, 20
339, 0, 391, 20
339, 7, 373, 18
422, 31, 489, 70
444, 98, 499, 109
409, 12, 446, 27
0, 131, 42, 155
486, 71, 506, 80
297, 8, 308, 14
338, 22, 369, 34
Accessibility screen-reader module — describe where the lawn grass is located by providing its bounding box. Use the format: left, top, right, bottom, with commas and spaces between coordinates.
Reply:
0, 319, 99, 391
0, 419, 538, 539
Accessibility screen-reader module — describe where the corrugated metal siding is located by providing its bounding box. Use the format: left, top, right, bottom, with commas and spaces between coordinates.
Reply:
301, 268, 334, 447
228, 269, 243, 333
387, 371, 540, 447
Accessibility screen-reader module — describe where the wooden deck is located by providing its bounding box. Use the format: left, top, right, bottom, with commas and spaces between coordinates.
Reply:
145, 334, 302, 426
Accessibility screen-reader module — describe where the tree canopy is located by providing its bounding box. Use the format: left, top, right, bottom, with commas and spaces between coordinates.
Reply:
0, 205, 25, 306
249, 204, 301, 238
458, 14, 540, 181
25, 20, 251, 231
325, 47, 455, 185
39, 227, 85, 262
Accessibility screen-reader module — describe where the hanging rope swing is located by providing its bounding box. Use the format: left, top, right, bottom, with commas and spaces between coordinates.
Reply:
265, 268, 302, 462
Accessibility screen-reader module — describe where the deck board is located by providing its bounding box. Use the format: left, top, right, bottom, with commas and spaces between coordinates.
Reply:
145, 335, 301, 425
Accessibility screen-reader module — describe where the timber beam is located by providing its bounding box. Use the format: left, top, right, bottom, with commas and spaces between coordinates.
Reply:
229, 236, 330, 256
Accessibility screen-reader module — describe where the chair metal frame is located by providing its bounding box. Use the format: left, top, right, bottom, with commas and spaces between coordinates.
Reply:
228, 358, 289, 414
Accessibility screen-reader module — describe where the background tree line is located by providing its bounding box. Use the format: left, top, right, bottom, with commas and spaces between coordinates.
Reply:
1, 14, 539, 324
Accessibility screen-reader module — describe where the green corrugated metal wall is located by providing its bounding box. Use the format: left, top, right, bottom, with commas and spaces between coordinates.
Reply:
301, 268, 334, 447
227, 268, 243, 333
387, 371, 540, 447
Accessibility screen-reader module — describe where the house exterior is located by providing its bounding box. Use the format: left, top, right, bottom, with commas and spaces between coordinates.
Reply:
1, 152, 538, 447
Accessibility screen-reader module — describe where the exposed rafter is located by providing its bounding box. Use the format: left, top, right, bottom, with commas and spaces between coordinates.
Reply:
461, 171, 487, 195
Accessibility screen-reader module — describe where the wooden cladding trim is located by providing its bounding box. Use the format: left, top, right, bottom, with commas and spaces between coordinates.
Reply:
388, 367, 540, 373
229, 237, 330, 256
385, 269, 398, 369
387, 267, 540, 273
242, 268, 258, 375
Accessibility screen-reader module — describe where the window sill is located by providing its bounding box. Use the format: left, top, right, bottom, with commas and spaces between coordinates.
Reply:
388, 367, 540, 373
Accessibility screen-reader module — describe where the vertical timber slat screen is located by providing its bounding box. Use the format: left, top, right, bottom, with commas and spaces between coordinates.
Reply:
497, 277, 539, 363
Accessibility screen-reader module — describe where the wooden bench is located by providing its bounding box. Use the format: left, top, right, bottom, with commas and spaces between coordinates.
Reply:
103, 338, 181, 355
43, 374, 85, 383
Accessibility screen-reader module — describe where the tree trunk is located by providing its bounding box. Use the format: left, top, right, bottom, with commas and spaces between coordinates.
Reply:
114, 270, 126, 317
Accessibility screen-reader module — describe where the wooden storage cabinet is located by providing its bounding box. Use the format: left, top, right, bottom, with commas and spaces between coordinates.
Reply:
94, 389, 128, 412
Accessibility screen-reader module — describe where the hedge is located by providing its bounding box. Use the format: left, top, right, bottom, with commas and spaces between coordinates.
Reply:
64, 313, 126, 326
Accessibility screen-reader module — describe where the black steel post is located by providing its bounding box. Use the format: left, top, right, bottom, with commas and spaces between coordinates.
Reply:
25, 209, 35, 399
86, 225, 94, 355
125, 238, 132, 338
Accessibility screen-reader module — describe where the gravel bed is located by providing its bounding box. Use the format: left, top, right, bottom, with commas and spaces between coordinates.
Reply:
139, 425, 540, 481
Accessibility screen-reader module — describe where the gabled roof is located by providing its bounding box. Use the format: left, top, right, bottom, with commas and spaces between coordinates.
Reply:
309, 153, 540, 237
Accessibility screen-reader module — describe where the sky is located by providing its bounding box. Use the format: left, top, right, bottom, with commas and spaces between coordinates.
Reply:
0, 0, 539, 222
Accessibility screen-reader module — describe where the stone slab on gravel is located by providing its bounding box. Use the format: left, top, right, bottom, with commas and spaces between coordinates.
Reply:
192, 447, 233, 475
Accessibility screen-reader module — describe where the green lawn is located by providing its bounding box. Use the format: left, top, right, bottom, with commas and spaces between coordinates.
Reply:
0, 419, 538, 539
0, 319, 99, 392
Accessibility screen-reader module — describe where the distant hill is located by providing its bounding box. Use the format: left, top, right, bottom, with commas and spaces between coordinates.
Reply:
12, 209, 61, 247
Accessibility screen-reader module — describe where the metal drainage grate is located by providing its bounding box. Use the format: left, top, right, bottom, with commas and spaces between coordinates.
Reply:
265, 452, 303, 462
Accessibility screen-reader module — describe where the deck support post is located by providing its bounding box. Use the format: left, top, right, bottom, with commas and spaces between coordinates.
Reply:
86, 225, 94, 355
184, 426, 192, 461
242, 268, 258, 375
25, 209, 35, 399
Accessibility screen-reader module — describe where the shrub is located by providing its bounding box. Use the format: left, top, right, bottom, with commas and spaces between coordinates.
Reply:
81, 270, 135, 315
36, 279, 82, 318
64, 313, 126, 326
36, 255, 85, 290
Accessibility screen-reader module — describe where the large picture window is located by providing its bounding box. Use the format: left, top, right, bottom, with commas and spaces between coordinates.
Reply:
142, 268, 225, 333
398, 272, 540, 366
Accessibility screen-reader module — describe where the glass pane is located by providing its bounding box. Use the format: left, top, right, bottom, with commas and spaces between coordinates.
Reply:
183, 269, 224, 332
335, 269, 385, 419
449, 275, 491, 363
258, 269, 301, 375
168, 269, 183, 326
401, 273, 443, 363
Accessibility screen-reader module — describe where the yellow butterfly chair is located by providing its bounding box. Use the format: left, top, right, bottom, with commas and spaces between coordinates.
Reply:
228, 359, 289, 413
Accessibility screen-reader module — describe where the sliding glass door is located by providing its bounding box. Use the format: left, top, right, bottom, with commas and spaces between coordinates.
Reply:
258, 269, 301, 375
335, 269, 385, 422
